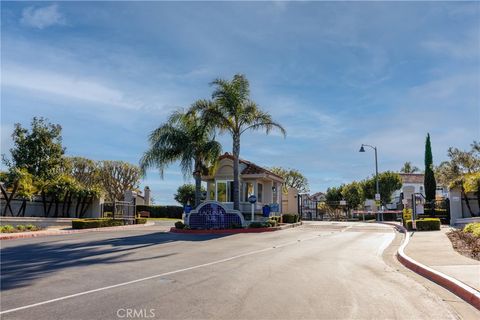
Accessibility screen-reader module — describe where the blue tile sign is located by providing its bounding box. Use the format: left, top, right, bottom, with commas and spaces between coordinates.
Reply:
186, 201, 245, 229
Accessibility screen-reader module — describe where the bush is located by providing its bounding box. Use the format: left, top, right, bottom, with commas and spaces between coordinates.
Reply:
136, 205, 183, 219
0, 225, 15, 233
103, 211, 113, 218
249, 222, 266, 228
270, 216, 282, 224
135, 218, 147, 225
174, 221, 185, 229
25, 224, 39, 231
406, 218, 441, 231
72, 219, 124, 229
266, 219, 277, 227
282, 214, 299, 224
463, 223, 480, 237
16, 225, 26, 232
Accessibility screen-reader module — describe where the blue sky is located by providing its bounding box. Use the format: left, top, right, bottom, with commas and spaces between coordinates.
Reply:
1, 1, 479, 204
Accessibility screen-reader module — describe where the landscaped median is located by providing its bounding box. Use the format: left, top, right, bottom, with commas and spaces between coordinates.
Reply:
0, 219, 153, 240
170, 217, 302, 234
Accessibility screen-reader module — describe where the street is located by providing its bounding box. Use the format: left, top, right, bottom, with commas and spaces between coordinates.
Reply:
0, 222, 465, 319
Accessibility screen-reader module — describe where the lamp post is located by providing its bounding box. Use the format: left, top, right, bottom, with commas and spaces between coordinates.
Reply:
359, 144, 381, 221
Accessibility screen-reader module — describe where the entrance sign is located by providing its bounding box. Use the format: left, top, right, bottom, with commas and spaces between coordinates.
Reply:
185, 201, 245, 229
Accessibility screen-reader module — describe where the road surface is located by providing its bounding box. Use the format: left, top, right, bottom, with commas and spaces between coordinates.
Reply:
0, 221, 474, 319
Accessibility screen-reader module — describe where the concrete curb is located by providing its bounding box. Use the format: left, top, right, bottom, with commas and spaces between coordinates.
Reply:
0, 222, 155, 240
170, 222, 303, 235
380, 222, 480, 311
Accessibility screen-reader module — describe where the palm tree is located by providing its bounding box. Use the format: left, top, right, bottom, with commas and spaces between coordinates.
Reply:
140, 106, 221, 207
400, 161, 420, 173
192, 74, 286, 210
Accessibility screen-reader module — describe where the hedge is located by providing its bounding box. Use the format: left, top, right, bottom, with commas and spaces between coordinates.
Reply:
464, 222, 480, 237
72, 219, 124, 229
136, 205, 183, 219
135, 218, 147, 225
406, 218, 441, 231
282, 213, 299, 224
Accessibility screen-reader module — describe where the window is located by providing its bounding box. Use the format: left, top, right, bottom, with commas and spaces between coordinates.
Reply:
244, 182, 254, 202
258, 183, 263, 203
216, 180, 234, 202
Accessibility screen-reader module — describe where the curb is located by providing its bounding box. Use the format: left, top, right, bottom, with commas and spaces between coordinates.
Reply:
0, 222, 155, 240
380, 222, 480, 311
170, 222, 303, 235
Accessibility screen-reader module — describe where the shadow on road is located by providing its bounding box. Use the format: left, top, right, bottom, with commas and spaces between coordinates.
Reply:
1, 231, 229, 291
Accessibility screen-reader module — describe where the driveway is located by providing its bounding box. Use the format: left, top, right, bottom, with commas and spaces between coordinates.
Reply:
0, 221, 469, 319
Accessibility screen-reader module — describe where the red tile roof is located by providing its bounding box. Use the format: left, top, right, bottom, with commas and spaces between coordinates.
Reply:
218, 152, 284, 180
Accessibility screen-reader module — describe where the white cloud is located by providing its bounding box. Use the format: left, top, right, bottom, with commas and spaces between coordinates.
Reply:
20, 4, 65, 29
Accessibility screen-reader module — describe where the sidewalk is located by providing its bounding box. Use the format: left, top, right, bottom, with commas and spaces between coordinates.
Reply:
404, 226, 480, 291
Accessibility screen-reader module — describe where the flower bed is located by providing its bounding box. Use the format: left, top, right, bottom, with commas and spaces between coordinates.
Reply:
447, 223, 480, 260
0, 224, 41, 233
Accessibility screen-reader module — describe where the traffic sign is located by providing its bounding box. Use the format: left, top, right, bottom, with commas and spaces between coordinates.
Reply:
248, 195, 257, 204
375, 193, 381, 201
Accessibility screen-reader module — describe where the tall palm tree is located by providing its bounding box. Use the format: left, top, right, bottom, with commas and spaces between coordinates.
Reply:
400, 161, 420, 173
140, 106, 221, 207
192, 74, 286, 210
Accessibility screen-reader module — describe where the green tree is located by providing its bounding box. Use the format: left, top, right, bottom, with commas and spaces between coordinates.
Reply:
424, 133, 436, 201
270, 167, 309, 193
361, 171, 402, 205
0, 168, 36, 216
140, 107, 222, 207
341, 182, 364, 210
400, 161, 420, 173
174, 184, 206, 206
3, 117, 65, 180
325, 185, 344, 208
436, 141, 480, 216
193, 74, 286, 210
99, 160, 141, 202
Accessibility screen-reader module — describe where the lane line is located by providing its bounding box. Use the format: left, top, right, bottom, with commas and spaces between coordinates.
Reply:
0, 235, 322, 315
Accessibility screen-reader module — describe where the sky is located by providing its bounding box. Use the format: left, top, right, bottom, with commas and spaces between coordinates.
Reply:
1, 1, 479, 204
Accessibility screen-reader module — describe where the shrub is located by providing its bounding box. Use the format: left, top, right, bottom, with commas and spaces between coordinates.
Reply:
25, 224, 39, 231
135, 218, 147, 225
464, 223, 480, 237
270, 216, 282, 224
0, 225, 15, 233
282, 214, 299, 224
136, 205, 183, 219
266, 219, 277, 227
174, 221, 185, 229
229, 223, 243, 229
16, 225, 26, 232
249, 222, 266, 228
103, 212, 113, 218
72, 219, 124, 229
406, 218, 441, 231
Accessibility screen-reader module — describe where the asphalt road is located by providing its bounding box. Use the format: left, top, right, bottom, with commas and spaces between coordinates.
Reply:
0, 221, 474, 319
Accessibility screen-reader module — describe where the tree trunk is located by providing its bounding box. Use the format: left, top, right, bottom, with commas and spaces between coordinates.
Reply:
75, 196, 82, 218
232, 134, 241, 211
194, 161, 202, 208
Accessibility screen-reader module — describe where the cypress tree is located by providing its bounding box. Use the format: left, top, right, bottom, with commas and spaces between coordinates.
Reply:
424, 133, 436, 201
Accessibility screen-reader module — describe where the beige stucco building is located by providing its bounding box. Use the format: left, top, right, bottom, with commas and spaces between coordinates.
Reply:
202, 153, 284, 215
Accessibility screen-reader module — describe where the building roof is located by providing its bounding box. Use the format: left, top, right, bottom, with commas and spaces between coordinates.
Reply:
218, 152, 284, 180
399, 173, 424, 184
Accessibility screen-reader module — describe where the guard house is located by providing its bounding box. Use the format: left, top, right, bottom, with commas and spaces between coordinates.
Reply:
202, 153, 284, 216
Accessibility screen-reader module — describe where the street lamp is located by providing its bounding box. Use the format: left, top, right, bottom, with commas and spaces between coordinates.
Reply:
359, 144, 381, 220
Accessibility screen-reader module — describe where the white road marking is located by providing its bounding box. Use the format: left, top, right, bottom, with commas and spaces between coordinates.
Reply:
0, 235, 322, 315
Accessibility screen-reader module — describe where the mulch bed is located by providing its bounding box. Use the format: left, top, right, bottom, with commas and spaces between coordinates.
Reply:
447, 230, 480, 261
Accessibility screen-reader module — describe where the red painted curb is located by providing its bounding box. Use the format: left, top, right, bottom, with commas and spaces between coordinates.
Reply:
379, 222, 480, 311
170, 227, 281, 234
0, 223, 153, 240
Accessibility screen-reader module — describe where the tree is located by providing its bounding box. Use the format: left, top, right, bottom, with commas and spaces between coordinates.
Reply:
341, 182, 364, 210
99, 161, 140, 202
436, 141, 480, 216
269, 167, 309, 193
3, 117, 65, 180
0, 168, 36, 216
424, 133, 436, 201
361, 171, 402, 205
140, 107, 221, 207
174, 184, 206, 206
193, 74, 286, 210
400, 162, 419, 173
